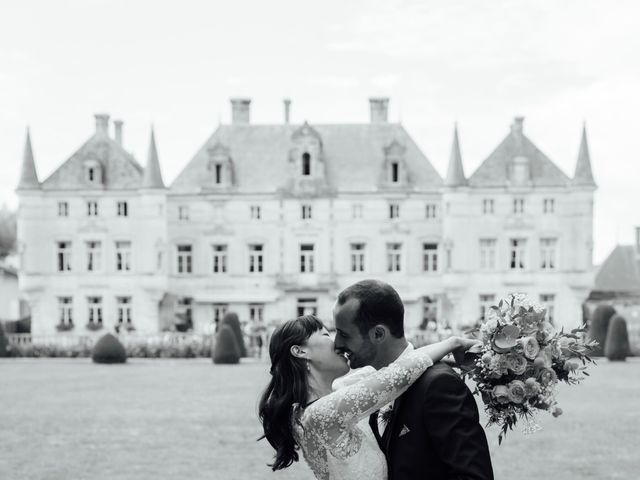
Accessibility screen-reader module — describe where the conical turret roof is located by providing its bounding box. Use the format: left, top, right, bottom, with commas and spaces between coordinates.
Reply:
142, 127, 165, 189
445, 123, 467, 187
17, 128, 40, 190
572, 123, 596, 187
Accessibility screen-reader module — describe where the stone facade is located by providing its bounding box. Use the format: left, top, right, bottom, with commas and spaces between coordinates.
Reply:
16, 99, 596, 337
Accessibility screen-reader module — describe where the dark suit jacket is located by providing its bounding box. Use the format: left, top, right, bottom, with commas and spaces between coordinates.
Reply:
377, 362, 493, 480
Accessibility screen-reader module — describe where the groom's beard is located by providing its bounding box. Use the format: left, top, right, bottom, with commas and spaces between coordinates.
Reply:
347, 338, 377, 369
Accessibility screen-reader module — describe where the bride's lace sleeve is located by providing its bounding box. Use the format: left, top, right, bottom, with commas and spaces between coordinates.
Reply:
300, 349, 433, 458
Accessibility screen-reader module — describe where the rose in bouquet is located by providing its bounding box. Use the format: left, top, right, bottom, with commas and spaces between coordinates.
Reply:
465, 294, 597, 444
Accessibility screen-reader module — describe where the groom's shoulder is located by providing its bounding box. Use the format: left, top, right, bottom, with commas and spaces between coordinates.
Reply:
412, 361, 464, 392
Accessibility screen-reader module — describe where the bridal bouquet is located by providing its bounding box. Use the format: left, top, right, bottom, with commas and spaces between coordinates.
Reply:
465, 294, 597, 444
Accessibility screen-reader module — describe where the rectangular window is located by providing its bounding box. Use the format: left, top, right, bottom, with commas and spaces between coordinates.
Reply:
86, 241, 102, 272
87, 296, 103, 325
213, 303, 228, 325
215, 164, 222, 184
543, 198, 555, 214
350, 243, 366, 273
425, 204, 437, 219
513, 198, 524, 214
386, 243, 402, 272
302, 204, 312, 220
178, 206, 189, 221
422, 243, 438, 272
57, 241, 72, 272
539, 294, 555, 324
479, 239, 497, 270
391, 162, 399, 183
352, 204, 363, 219
300, 244, 315, 273
87, 201, 98, 216
176, 297, 193, 329
176, 244, 193, 274
212, 244, 228, 274
58, 201, 69, 217
510, 238, 527, 270
297, 297, 317, 317
446, 247, 452, 270
389, 202, 400, 219
540, 238, 558, 270
249, 304, 264, 323
115, 241, 131, 272
117, 297, 132, 324
482, 199, 494, 215
58, 297, 73, 325
479, 294, 496, 321
117, 201, 128, 217
249, 244, 264, 273
250, 205, 261, 220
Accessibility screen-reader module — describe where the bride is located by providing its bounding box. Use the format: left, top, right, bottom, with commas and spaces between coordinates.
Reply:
258, 315, 480, 480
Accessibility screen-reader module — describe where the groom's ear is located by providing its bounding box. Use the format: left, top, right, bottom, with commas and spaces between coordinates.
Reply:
369, 325, 389, 344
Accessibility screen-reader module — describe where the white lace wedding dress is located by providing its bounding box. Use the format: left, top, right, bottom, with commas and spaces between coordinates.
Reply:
292, 349, 434, 480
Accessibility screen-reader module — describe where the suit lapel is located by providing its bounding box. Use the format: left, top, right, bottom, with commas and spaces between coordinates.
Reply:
383, 395, 404, 454
369, 411, 384, 451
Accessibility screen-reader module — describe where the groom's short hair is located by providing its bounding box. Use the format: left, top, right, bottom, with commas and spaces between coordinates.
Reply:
337, 279, 404, 338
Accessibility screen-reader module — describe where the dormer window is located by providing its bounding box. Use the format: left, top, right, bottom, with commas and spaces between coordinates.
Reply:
84, 160, 103, 185
206, 143, 235, 189
380, 140, 408, 189
302, 152, 311, 176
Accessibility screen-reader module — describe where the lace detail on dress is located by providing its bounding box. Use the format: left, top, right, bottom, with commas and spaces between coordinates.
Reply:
293, 349, 433, 480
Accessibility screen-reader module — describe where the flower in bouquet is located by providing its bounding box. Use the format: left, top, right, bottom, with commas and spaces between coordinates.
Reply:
524, 378, 541, 396
505, 353, 527, 375
492, 385, 510, 404
519, 336, 540, 360
507, 381, 526, 404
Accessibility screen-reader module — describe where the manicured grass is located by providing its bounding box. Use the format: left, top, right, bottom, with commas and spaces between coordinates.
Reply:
0, 357, 638, 480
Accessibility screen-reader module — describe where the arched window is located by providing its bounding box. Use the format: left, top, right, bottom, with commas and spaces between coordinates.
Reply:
302, 152, 311, 176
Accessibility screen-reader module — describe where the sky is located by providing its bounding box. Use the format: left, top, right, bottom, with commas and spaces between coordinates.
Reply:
1, 0, 639, 264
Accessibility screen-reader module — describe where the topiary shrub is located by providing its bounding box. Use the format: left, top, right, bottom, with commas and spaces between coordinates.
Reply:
220, 311, 247, 357
212, 325, 240, 364
92, 333, 127, 364
0, 321, 9, 357
588, 304, 616, 356
605, 315, 630, 361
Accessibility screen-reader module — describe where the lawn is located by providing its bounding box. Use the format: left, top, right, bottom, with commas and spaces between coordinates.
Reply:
0, 357, 638, 480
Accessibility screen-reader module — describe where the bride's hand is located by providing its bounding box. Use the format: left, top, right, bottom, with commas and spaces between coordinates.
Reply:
451, 336, 483, 367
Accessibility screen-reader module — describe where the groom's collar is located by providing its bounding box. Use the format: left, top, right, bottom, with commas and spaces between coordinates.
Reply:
397, 342, 414, 360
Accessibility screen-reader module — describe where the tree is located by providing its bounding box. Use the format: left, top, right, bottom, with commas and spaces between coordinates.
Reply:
213, 325, 240, 364
588, 304, 616, 357
220, 311, 247, 357
0, 205, 16, 259
605, 315, 630, 361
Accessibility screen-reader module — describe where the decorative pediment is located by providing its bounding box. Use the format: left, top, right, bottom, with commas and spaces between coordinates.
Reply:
379, 139, 410, 189
282, 122, 330, 197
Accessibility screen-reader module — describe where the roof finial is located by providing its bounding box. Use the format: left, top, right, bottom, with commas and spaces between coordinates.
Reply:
17, 126, 40, 190
142, 126, 165, 189
445, 122, 467, 187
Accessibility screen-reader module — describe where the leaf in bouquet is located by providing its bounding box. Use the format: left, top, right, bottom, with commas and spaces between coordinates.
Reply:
499, 299, 504, 308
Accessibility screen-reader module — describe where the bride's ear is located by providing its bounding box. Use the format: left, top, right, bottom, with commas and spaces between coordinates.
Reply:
290, 345, 307, 359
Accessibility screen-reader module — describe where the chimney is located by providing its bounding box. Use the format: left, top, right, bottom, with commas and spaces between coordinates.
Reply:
369, 97, 389, 123
511, 116, 525, 135
230, 98, 251, 124
636, 226, 640, 257
114, 120, 123, 146
283, 98, 291, 124
95, 113, 110, 135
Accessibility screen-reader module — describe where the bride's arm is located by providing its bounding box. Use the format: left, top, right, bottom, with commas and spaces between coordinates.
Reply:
302, 337, 473, 453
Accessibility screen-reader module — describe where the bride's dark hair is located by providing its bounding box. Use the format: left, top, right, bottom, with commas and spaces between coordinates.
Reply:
258, 315, 325, 471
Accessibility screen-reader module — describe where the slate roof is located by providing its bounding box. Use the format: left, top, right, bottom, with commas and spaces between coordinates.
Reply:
468, 118, 571, 188
593, 246, 640, 293
142, 128, 165, 189
171, 123, 443, 193
42, 131, 143, 190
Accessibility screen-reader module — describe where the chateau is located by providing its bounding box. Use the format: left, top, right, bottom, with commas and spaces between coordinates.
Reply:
16, 98, 596, 336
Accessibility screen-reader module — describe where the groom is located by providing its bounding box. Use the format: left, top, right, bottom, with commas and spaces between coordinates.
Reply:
333, 280, 493, 480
